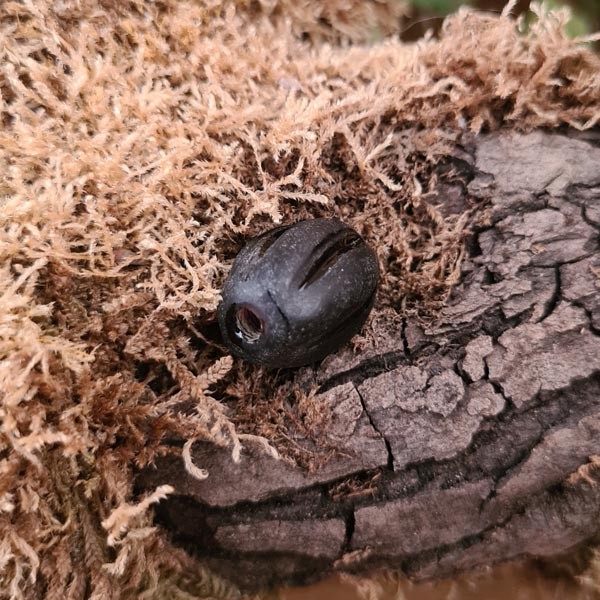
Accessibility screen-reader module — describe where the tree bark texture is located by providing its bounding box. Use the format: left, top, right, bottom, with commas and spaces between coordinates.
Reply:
138, 131, 600, 591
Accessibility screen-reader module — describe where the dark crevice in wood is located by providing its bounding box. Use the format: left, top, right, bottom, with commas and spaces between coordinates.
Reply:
574, 301, 600, 337
342, 508, 356, 555
487, 378, 511, 405
537, 267, 561, 323
529, 253, 595, 268
383, 439, 394, 472
485, 196, 549, 226
482, 266, 504, 285
355, 384, 394, 471
482, 356, 511, 406
487, 416, 547, 496
400, 317, 410, 357
453, 361, 472, 385
465, 231, 483, 258
480, 306, 535, 341
318, 348, 413, 393
581, 205, 600, 230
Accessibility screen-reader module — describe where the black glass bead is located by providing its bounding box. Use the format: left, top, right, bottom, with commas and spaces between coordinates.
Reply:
217, 218, 379, 368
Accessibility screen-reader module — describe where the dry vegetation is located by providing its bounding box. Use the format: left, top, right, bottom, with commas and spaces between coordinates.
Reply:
1, 0, 600, 598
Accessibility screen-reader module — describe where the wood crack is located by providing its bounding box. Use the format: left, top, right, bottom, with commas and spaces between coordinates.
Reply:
581, 205, 600, 230
355, 384, 394, 471
537, 266, 561, 323
318, 348, 413, 393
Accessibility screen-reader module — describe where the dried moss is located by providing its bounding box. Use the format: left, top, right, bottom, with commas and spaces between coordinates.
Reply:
1, 0, 600, 598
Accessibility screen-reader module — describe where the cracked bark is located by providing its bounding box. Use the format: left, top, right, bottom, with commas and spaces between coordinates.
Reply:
137, 131, 600, 592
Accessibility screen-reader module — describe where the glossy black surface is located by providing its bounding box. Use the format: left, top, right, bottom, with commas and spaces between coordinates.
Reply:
218, 218, 379, 368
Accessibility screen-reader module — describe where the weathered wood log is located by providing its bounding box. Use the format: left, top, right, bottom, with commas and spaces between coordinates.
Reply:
138, 130, 600, 592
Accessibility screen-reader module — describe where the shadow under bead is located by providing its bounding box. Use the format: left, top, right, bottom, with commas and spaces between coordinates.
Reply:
217, 218, 379, 368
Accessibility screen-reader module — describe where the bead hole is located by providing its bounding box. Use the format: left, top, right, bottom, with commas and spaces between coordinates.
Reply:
235, 306, 263, 343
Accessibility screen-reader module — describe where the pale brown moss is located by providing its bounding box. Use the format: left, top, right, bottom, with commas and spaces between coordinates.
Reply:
1, 0, 600, 598
227, 366, 337, 472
